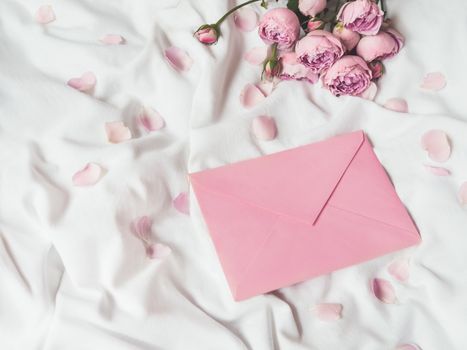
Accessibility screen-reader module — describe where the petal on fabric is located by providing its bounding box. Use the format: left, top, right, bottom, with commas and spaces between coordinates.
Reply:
383, 98, 409, 113
313, 303, 343, 321
234, 8, 258, 32
146, 243, 172, 259
395, 344, 422, 350
138, 107, 165, 132
372, 278, 397, 304
131, 216, 152, 242
67, 71, 97, 92
36, 5, 56, 24
420, 72, 446, 91
424, 165, 451, 176
359, 82, 378, 101
458, 182, 467, 205
244, 46, 269, 65
421, 130, 451, 162
72, 163, 103, 186
173, 192, 190, 215
240, 83, 266, 108
100, 34, 125, 45
164, 46, 193, 72
388, 257, 410, 282
105, 121, 132, 143
251, 116, 277, 141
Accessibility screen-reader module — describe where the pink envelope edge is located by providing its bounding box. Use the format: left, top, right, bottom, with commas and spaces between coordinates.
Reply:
189, 130, 421, 300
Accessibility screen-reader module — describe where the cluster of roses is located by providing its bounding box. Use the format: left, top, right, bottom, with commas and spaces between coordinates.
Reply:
195, 0, 404, 97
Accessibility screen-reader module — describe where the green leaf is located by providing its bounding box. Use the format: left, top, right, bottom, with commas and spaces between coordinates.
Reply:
287, 0, 309, 31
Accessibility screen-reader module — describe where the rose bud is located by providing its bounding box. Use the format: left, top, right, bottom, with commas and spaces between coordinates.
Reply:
322, 55, 373, 96
295, 30, 345, 74
369, 61, 384, 79
356, 28, 404, 62
332, 22, 360, 51
299, 0, 327, 17
258, 8, 300, 50
307, 18, 325, 32
263, 59, 281, 80
194, 24, 219, 45
337, 0, 384, 36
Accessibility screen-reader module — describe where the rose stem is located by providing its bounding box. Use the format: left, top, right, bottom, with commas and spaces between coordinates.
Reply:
215, 0, 262, 26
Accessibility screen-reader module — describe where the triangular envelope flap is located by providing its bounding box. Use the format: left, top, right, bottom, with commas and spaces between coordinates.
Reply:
190, 131, 365, 225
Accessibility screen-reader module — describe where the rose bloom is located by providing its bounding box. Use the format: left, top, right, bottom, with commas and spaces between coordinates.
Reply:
356, 28, 404, 61
299, 0, 327, 17
279, 52, 319, 83
337, 0, 384, 36
295, 30, 345, 74
258, 8, 300, 50
322, 55, 373, 96
332, 24, 360, 51
194, 25, 219, 45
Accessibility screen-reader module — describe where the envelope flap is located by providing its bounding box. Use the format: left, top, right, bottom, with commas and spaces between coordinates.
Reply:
190, 131, 365, 225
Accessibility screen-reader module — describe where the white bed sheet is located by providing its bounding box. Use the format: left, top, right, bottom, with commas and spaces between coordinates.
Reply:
1, 0, 467, 349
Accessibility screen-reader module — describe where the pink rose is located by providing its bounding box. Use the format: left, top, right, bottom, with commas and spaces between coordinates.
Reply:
295, 30, 345, 74
279, 52, 319, 83
194, 25, 219, 45
332, 23, 360, 51
258, 8, 300, 50
356, 28, 404, 61
322, 55, 373, 96
299, 0, 327, 17
337, 0, 384, 36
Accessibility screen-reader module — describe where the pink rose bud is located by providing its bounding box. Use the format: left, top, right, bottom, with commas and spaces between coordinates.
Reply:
258, 8, 300, 50
263, 59, 281, 80
295, 30, 345, 74
194, 25, 219, 45
332, 22, 360, 51
337, 0, 384, 36
322, 55, 373, 96
307, 18, 325, 32
356, 28, 404, 62
279, 52, 319, 83
299, 0, 327, 17
369, 61, 384, 79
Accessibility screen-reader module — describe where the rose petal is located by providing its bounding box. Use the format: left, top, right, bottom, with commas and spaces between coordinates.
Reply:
313, 303, 343, 321
131, 216, 152, 242
388, 257, 410, 282
424, 165, 451, 176
458, 182, 467, 205
359, 82, 378, 101
137, 107, 165, 132
251, 116, 277, 141
164, 46, 193, 72
240, 83, 266, 108
234, 8, 258, 32
67, 72, 96, 92
146, 243, 172, 259
36, 5, 56, 24
244, 46, 269, 65
421, 130, 451, 162
420, 72, 446, 91
72, 163, 103, 186
384, 98, 409, 113
100, 34, 125, 45
372, 278, 397, 304
173, 192, 190, 215
105, 121, 132, 143
395, 344, 422, 350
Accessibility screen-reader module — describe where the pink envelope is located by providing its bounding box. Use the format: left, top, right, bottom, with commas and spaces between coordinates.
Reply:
189, 131, 420, 301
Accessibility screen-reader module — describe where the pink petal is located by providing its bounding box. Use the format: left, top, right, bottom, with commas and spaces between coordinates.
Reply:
234, 8, 258, 32
35, 5, 56, 24
164, 46, 193, 72
100, 34, 125, 45
240, 83, 266, 108
371, 278, 397, 304
131, 216, 152, 242
421, 130, 451, 162
105, 121, 132, 143
72, 163, 103, 186
251, 116, 277, 141
395, 344, 422, 350
244, 46, 269, 65
173, 192, 190, 215
67, 71, 97, 92
458, 182, 467, 205
384, 98, 409, 113
313, 303, 343, 321
388, 257, 410, 282
256, 81, 274, 96
137, 107, 165, 132
359, 82, 378, 101
424, 165, 451, 176
420, 72, 446, 91
146, 243, 172, 259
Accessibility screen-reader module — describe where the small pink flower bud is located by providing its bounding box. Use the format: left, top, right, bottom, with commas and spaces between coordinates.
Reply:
307, 18, 325, 32
369, 61, 384, 79
194, 25, 219, 45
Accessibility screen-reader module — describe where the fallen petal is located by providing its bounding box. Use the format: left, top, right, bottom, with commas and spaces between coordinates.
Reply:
164, 46, 193, 72
105, 121, 132, 143
72, 163, 103, 186
251, 116, 277, 141
424, 165, 451, 176
458, 182, 467, 205
421, 130, 451, 162
360, 82, 378, 101
100, 34, 125, 45
244, 46, 269, 65
395, 344, 422, 350
313, 303, 343, 321
67, 71, 97, 92
138, 107, 165, 132
372, 278, 397, 304
388, 257, 410, 282
234, 8, 258, 32
146, 243, 172, 259
132, 216, 152, 242
240, 83, 266, 108
173, 192, 190, 215
384, 98, 409, 113
36, 5, 56, 24
420, 72, 446, 91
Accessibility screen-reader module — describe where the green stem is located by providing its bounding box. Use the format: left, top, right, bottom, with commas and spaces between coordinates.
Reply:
215, 0, 262, 26
271, 42, 278, 59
